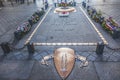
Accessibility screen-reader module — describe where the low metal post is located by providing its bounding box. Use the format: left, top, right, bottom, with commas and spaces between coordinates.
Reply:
0, 42, 10, 56
54, 3, 56, 7
45, 2, 48, 10
27, 42, 35, 59
96, 42, 104, 55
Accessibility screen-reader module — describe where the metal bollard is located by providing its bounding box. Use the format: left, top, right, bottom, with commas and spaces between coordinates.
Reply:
0, 42, 10, 56
54, 3, 56, 7
27, 42, 34, 54
45, 2, 48, 10
27, 42, 35, 59
73, 2, 76, 6
96, 42, 104, 55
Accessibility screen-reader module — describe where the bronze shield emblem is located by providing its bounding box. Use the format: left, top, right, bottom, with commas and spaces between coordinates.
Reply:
54, 48, 75, 79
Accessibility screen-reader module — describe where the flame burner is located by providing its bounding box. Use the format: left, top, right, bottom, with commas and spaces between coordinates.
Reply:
54, 7, 76, 13
54, 7, 76, 16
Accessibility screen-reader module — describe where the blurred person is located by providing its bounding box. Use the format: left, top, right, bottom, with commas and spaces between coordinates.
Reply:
33, 0, 36, 3
10, 0, 14, 6
0, 0, 4, 7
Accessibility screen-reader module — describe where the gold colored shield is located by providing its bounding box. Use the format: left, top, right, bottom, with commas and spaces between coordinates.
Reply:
54, 48, 75, 79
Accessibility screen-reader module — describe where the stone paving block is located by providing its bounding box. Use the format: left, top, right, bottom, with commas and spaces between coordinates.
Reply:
4, 51, 28, 60
0, 60, 34, 80
94, 62, 120, 80
30, 60, 99, 80
33, 52, 42, 60
95, 53, 109, 62
0, 3, 40, 43
5, 53, 17, 60
108, 52, 120, 61
87, 55, 97, 61
77, 51, 91, 57
29, 61, 61, 80
67, 62, 99, 80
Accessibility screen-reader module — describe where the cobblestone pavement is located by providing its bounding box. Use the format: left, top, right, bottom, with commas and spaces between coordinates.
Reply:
1, 45, 120, 79
0, 0, 44, 54
0, 0, 43, 43
0, 0, 120, 80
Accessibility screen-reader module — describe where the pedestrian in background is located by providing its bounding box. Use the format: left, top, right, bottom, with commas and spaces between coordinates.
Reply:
20, 0, 25, 4
10, 0, 14, 6
0, 0, 4, 7
53, 0, 57, 7
15, 0, 18, 3
33, 0, 36, 3
16, 0, 20, 4
27, 0, 29, 5
88, 0, 89, 2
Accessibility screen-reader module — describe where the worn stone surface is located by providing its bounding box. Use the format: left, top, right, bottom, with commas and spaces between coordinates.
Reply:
0, 60, 34, 80
0, 0, 120, 79
67, 62, 99, 80
29, 61, 99, 80
29, 61, 61, 80
0, 1, 43, 43
94, 62, 120, 80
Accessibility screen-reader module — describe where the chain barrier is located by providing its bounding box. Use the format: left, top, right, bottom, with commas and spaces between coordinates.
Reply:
9, 43, 26, 51
8, 37, 27, 51
105, 45, 120, 51
13, 45, 26, 51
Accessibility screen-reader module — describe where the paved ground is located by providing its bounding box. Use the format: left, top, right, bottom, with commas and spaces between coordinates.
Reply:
0, 0, 43, 43
0, 0, 120, 80
0, 0, 44, 54
30, 7, 101, 43
0, 60, 120, 80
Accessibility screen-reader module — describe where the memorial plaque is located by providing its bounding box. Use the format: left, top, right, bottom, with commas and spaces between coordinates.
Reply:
54, 48, 75, 79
